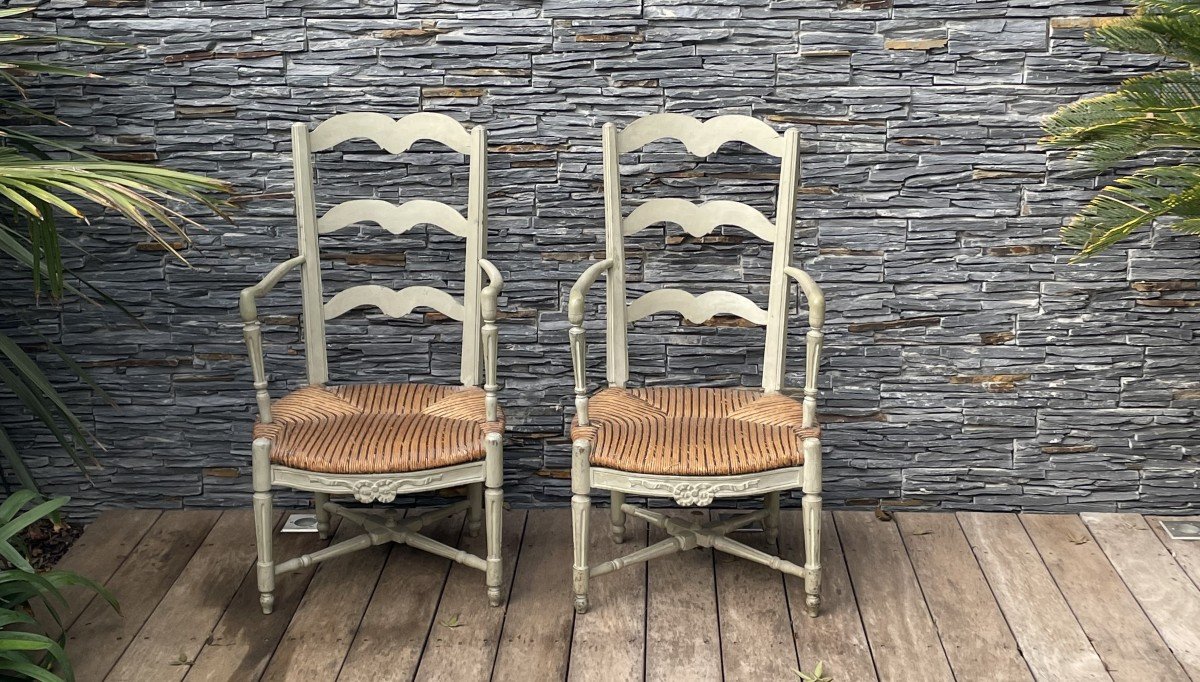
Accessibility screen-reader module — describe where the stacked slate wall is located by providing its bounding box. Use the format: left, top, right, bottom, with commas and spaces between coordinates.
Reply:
4, 0, 1199, 514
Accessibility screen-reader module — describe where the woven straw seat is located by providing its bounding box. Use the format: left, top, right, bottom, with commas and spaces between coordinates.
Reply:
254, 383, 503, 475
571, 387, 818, 476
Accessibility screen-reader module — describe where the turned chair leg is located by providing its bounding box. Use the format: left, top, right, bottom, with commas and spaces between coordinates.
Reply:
484, 435, 504, 606
764, 491, 780, 547
467, 482, 484, 539
251, 438, 276, 615
571, 440, 591, 614
802, 438, 823, 617
610, 491, 626, 544
314, 492, 330, 539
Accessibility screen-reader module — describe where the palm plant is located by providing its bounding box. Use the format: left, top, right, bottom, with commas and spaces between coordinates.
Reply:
0, 7, 232, 493
1041, 0, 1200, 261
0, 490, 116, 681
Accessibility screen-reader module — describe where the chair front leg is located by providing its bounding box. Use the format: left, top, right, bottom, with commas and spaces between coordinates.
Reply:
571, 439, 592, 614
484, 433, 504, 606
802, 437, 823, 617
251, 438, 276, 615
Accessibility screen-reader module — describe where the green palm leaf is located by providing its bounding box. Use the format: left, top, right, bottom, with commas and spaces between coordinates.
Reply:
1043, 0, 1200, 260
0, 7, 234, 497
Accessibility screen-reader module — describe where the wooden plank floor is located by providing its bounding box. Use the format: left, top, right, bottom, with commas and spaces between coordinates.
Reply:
56, 509, 1200, 682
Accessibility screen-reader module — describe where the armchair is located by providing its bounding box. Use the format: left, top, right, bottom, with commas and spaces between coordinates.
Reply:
239, 112, 506, 614
566, 114, 826, 616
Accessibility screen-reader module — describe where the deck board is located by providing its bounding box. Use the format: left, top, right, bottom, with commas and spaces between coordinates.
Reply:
38, 509, 160, 636
566, 509, 647, 682
414, 510, 525, 682
645, 510, 720, 682
336, 512, 463, 682
69, 509, 220, 682
837, 511, 955, 682
782, 510, 877, 682
958, 512, 1110, 681
186, 517, 340, 682
896, 512, 1031, 682
55, 508, 1197, 681
1082, 513, 1200, 679
491, 511, 574, 681
714, 515, 797, 682
106, 510, 261, 682
1022, 513, 1187, 682
1147, 515, 1200, 592
260, 517, 391, 681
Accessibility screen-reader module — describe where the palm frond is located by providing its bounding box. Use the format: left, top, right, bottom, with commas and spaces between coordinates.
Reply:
1090, 13, 1200, 64
1063, 164, 1200, 259
1042, 71, 1200, 171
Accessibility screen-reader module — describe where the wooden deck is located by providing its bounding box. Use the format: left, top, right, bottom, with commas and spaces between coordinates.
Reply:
54, 508, 1200, 681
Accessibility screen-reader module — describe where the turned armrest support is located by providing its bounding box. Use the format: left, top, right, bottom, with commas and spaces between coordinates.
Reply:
567, 259, 613, 426
239, 255, 306, 423
783, 266, 825, 429
479, 258, 504, 421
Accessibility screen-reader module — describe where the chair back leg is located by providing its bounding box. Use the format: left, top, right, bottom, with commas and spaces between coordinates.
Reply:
314, 492, 331, 539
467, 482, 484, 538
252, 438, 276, 614
610, 491, 626, 544
764, 491, 781, 547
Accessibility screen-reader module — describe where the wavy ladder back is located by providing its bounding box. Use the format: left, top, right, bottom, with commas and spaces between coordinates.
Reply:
601, 113, 819, 396
290, 112, 488, 388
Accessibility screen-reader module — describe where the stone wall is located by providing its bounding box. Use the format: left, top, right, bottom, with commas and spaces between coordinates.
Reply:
6, 0, 1199, 514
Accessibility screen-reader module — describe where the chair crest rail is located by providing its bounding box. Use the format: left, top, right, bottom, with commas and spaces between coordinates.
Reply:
617, 113, 787, 157
626, 288, 768, 326
308, 111, 472, 155
323, 284, 466, 322
622, 198, 776, 243
317, 199, 470, 238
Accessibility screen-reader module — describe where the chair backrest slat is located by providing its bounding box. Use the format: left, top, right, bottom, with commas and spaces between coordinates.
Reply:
626, 289, 769, 326
616, 113, 789, 157
317, 199, 471, 238
622, 198, 776, 243
324, 284, 466, 322
308, 111, 472, 155
601, 114, 810, 393
290, 112, 487, 388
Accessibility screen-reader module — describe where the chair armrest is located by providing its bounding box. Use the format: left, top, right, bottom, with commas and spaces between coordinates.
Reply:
783, 265, 825, 329
478, 258, 504, 421
479, 257, 504, 320
568, 259, 613, 325
567, 259, 613, 425
239, 255, 305, 422
239, 255, 307, 323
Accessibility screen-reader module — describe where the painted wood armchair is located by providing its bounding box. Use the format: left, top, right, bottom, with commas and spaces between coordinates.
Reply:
567, 114, 826, 616
239, 112, 505, 614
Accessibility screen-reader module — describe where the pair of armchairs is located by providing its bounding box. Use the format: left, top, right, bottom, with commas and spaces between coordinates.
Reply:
239, 112, 825, 618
